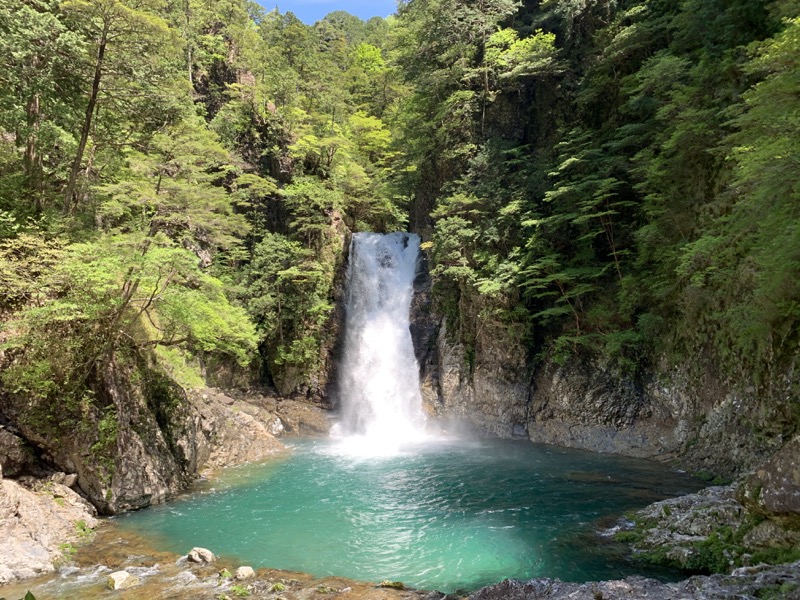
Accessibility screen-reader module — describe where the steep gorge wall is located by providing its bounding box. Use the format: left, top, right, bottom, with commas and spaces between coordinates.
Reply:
410, 263, 798, 482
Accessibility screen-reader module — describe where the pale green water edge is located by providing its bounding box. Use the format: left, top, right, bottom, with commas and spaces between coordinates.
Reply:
116, 438, 703, 592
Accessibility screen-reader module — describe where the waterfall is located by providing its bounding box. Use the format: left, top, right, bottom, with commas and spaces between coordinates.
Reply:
335, 232, 426, 454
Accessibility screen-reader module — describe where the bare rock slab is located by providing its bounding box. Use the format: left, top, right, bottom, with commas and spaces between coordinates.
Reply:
0, 477, 98, 585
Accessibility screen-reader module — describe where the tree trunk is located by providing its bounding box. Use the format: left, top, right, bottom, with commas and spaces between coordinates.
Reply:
64, 22, 109, 214
23, 92, 43, 211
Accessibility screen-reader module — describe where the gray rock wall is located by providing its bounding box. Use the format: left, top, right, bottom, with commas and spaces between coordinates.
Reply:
408, 266, 797, 481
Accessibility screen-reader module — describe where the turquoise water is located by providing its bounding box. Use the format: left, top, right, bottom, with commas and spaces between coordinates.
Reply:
117, 438, 703, 592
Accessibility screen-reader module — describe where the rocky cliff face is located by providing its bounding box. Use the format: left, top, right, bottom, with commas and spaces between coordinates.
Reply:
410, 266, 797, 483
0, 360, 286, 515
423, 332, 796, 480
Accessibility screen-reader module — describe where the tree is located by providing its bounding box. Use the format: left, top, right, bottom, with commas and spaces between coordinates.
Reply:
61, 0, 179, 213
0, 0, 83, 210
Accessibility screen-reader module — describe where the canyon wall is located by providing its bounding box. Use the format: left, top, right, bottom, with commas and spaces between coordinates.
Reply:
411, 261, 798, 482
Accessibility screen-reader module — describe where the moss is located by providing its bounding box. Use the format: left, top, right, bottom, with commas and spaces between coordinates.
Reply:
58, 542, 77, 558
683, 526, 744, 573
757, 582, 800, 599
614, 530, 646, 544
75, 519, 92, 538
229, 584, 250, 597
752, 546, 800, 566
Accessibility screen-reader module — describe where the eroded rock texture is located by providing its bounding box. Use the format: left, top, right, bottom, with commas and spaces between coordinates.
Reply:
0, 475, 98, 584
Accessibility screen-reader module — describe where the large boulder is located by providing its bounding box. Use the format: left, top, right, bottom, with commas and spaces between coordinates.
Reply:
187, 547, 216, 564
0, 477, 98, 584
107, 570, 140, 590
740, 435, 800, 520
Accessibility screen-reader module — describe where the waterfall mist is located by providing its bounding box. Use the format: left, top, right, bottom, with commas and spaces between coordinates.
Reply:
334, 232, 427, 455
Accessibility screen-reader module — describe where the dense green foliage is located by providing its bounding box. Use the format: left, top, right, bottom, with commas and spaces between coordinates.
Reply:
393, 0, 800, 387
0, 0, 410, 402
1, 0, 798, 421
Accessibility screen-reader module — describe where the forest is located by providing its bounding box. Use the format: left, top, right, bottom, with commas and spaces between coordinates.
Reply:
0, 0, 798, 436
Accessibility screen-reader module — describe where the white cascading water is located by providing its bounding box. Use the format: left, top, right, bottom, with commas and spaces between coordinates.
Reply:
334, 232, 427, 455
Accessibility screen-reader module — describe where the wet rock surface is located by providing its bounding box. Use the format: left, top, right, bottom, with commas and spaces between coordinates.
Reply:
275, 399, 331, 436
432, 316, 530, 438
616, 482, 800, 573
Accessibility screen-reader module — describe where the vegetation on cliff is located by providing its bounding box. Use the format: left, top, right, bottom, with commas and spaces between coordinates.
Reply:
394, 0, 799, 391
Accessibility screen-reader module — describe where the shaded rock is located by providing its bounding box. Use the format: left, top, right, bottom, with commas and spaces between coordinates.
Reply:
433, 316, 530, 438
409, 248, 440, 414
235, 566, 255, 580
187, 547, 215, 564
107, 570, 140, 590
0, 427, 39, 478
0, 477, 98, 584
276, 400, 330, 436
50, 472, 78, 488
469, 561, 800, 599
740, 435, 800, 518
527, 360, 677, 459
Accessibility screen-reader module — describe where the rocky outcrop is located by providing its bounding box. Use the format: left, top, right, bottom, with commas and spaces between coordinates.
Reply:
103, 382, 285, 513
739, 434, 800, 521
527, 359, 798, 480
527, 360, 676, 459
186, 389, 285, 476
424, 316, 530, 438
0, 473, 98, 584
0, 358, 285, 515
416, 330, 796, 481
615, 482, 800, 573
275, 399, 331, 436
468, 561, 800, 600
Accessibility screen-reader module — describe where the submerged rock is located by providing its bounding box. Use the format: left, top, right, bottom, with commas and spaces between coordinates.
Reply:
107, 570, 140, 590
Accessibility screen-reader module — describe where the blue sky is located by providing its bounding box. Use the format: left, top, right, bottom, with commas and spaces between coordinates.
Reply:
260, 0, 398, 24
